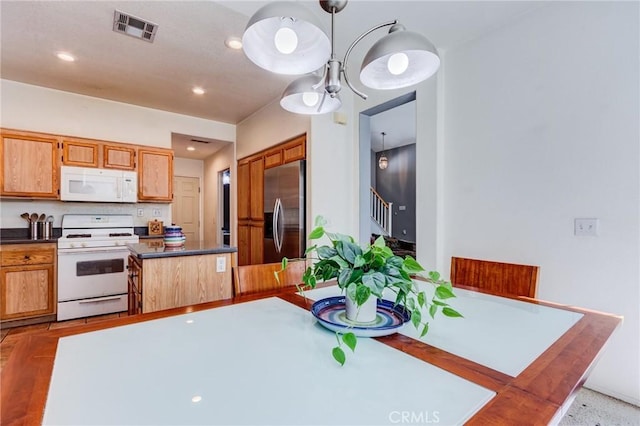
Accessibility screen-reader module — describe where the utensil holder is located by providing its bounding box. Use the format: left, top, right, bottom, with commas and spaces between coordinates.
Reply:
29, 222, 39, 240
38, 222, 52, 239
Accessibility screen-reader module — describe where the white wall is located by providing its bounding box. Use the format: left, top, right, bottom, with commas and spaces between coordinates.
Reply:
203, 143, 234, 244
0, 199, 170, 229
236, 99, 309, 159
1, 80, 235, 148
309, 91, 358, 238
442, 2, 639, 404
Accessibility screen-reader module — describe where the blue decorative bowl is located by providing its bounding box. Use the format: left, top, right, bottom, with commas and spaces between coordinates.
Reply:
311, 296, 410, 337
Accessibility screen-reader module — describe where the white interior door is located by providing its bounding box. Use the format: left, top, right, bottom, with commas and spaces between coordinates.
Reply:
172, 176, 200, 242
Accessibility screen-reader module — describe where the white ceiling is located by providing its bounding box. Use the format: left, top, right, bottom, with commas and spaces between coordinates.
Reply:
0, 1, 543, 160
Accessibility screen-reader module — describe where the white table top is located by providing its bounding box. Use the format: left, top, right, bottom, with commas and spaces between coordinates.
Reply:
304, 283, 583, 377
44, 296, 494, 425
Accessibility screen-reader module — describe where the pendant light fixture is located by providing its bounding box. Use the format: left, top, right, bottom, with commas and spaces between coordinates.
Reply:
242, 0, 440, 115
378, 132, 388, 170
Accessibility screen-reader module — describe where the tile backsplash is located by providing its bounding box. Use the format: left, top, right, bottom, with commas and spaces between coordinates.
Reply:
0, 199, 171, 229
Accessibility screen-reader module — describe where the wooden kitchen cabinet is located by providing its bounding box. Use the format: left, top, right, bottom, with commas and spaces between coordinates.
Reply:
127, 255, 142, 315
237, 155, 264, 265
264, 150, 282, 169
62, 137, 137, 170
237, 222, 264, 266
282, 135, 306, 164
138, 148, 173, 202
237, 161, 250, 220
249, 158, 264, 220
62, 139, 99, 167
261, 134, 306, 169
1, 129, 59, 198
237, 156, 264, 221
0, 243, 56, 323
128, 252, 233, 314
103, 144, 136, 170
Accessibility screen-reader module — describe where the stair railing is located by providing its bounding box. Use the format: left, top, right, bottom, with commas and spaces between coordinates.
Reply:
370, 187, 392, 236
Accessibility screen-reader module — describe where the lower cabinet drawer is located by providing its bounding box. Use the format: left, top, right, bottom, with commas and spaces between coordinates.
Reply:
1, 246, 55, 266
57, 294, 127, 321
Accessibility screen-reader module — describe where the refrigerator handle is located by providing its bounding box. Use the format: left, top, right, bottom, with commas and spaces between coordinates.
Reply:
272, 199, 280, 253
276, 198, 284, 253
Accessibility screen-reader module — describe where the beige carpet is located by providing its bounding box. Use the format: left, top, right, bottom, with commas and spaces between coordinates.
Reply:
560, 388, 640, 426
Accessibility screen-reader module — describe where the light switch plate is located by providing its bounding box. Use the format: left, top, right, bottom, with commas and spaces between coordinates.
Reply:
574, 218, 599, 236
216, 256, 226, 272
137, 208, 144, 217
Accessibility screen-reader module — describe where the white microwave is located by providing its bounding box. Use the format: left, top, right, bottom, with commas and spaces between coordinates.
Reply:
60, 166, 137, 203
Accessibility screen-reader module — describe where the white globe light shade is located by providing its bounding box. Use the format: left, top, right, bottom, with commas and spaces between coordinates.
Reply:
243, 2, 330, 75
280, 75, 341, 115
360, 25, 440, 90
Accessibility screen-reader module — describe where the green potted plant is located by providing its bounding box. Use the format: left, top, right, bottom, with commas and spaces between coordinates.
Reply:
282, 217, 462, 365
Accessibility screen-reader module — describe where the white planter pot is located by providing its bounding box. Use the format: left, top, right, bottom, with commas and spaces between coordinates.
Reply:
345, 294, 378, 323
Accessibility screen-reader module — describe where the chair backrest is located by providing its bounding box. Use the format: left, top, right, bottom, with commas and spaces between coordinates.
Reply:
233, 260, 307, 297
450, 257, 539, 298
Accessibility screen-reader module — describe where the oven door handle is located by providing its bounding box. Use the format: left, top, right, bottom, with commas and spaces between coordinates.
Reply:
78, 296, 124, 304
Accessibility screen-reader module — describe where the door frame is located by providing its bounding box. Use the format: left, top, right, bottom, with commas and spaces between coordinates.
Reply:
358, 92, 417, 246
218, 169, 231, 245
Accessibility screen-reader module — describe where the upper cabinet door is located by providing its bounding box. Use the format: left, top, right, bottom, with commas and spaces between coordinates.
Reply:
282, 135, 306, 164
249, 157, 264, 220
1, 130, 59, 198
103, 144, 136, 170
62, 139, 99, 167
138, 148, 173, 202
237, 161, 250, 220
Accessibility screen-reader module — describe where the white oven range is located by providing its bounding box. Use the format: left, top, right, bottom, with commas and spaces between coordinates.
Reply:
57, 214, 139, 321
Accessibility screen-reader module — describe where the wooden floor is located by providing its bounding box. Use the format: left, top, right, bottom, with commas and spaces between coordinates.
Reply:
0, 312, 129, 373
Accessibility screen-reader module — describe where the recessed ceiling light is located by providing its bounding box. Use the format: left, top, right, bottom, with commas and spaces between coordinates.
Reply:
56, 52, 75, 62
225, 36, 242, 50
186, 146, 196, 151
192, 87, 205, 95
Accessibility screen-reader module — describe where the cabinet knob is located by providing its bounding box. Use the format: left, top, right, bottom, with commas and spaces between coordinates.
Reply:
23, 255, 30, 260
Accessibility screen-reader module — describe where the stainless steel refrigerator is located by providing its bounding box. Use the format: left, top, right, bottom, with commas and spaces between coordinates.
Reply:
263, 160, 305, 263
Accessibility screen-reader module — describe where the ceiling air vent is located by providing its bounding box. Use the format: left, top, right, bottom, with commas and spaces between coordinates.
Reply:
113, 10, 158, 43
191, 139, 210, 144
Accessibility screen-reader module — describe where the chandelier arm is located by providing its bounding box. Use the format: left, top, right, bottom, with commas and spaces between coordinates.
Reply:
312, 65, 328, 90
341, 19, 398, 100
331, 5, 336, 59
317, 91, 328, 113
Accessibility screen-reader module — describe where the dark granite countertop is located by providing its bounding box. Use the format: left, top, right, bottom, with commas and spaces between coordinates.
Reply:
1, 228, 61, 245
127, 240, 237, 259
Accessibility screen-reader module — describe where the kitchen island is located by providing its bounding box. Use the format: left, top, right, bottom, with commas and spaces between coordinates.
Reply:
127, 241, 236, 314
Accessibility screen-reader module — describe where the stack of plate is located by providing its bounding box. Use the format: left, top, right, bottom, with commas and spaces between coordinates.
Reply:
164, 225, 185, 248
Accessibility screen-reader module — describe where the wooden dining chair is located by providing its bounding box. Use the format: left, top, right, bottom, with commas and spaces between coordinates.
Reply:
233, 260, 308, 297
450, 256, 539, 298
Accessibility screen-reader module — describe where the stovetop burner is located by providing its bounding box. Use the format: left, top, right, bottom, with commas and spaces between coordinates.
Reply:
66, 234, 92, 239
